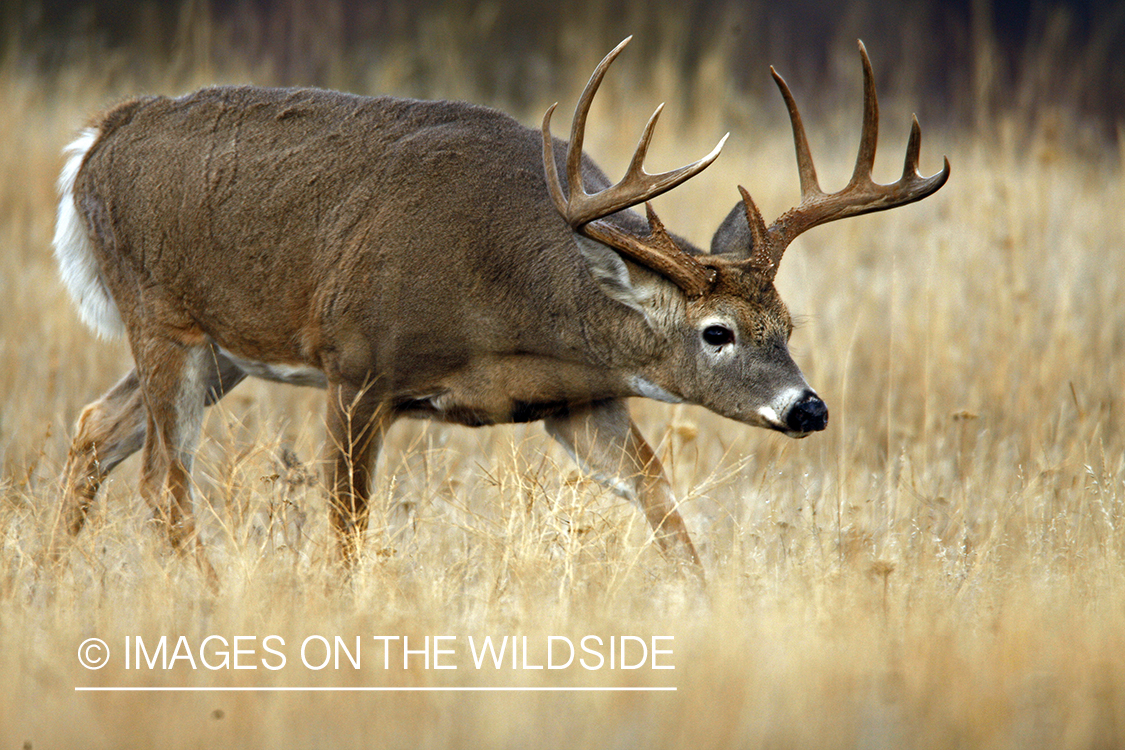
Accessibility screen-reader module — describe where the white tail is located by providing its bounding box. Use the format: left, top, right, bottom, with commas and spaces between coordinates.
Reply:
53, 127, 125, 339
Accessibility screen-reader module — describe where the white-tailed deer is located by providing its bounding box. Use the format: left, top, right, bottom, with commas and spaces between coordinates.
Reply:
53, 38, 948, 570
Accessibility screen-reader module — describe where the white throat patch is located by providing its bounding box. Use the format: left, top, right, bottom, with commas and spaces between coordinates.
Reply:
629, 376, 684, 404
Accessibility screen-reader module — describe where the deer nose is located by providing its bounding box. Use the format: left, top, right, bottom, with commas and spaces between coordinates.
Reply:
786, 392, 828, 433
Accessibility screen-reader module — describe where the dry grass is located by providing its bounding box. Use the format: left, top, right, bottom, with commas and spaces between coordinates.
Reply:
2, 23, 1125, 750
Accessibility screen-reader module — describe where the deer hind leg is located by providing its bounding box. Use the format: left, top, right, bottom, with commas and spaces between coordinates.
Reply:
544, 399, 701, 570
130, 337, 220, 553
325, 381, 395, 565
59, 369, 146, 541
56, 347, 245, 550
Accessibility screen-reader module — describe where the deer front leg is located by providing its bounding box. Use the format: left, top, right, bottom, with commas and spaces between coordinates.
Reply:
55, 347, 245, 552
544, 399, 701, 570
325, 381, 395, 565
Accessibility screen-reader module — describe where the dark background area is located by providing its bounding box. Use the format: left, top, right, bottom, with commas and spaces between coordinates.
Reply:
3, 0, 1123, 131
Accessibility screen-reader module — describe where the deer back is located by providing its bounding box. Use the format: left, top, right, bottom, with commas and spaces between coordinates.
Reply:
74, 86, 661, 405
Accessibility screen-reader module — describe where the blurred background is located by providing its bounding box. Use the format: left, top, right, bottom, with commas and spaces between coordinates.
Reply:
2, 0, 1123, 135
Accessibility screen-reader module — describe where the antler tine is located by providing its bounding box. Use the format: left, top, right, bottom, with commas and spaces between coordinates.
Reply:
771, 66, 822, 200
903, 115, 922, 178
614, 103, 729, 219
749, 40, 950, 276
563, 36, 632, 218
738, 185, 773, 271
625, 102, 665, 185
542, 103, 567, 217
902, 115, 951, 188
849, 40, 879, 188
542, 38, 630, 221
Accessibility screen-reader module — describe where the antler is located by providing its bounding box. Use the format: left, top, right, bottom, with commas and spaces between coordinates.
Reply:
542, 36, 727, 298
742, 40, 951, 276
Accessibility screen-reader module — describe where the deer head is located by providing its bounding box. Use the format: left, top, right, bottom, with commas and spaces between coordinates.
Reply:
542, 37, 949, 437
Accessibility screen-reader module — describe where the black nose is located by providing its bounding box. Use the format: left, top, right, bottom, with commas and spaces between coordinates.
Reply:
786, 393, 828, 433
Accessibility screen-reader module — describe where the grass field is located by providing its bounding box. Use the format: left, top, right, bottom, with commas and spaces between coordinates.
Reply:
2, 11, 1124, 748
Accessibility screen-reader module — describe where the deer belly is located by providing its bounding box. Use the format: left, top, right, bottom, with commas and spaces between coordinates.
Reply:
392, 391, 570, 427
219, 347, 327, 388
391, 358, 603, 426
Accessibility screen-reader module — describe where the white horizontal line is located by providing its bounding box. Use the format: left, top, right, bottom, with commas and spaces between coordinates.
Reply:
76, 686, 676, 692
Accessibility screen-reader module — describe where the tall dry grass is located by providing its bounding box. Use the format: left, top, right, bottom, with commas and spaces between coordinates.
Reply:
2, 11, 1124, 749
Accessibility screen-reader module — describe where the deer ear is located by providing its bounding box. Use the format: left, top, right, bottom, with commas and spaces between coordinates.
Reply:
574, 235, 657, 318
709, 201, 753, 258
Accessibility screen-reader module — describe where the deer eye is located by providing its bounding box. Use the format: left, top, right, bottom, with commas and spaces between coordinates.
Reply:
702, 325, 734, 346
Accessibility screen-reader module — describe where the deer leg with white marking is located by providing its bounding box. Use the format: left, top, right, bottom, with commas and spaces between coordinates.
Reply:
545, 399, 700, 569
56, 346, 245, 552
131, 335, 214, 555
325, 381, 396, 565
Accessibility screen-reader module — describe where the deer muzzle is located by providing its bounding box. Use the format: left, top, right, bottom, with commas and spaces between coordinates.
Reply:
784, 390, 829, 436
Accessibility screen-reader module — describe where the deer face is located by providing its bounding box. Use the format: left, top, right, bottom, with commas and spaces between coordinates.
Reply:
674, 262, 827, 437
579, 235, 827, 437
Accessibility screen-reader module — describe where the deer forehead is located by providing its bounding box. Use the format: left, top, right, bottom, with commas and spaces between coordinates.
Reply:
689, 266, 792, 334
